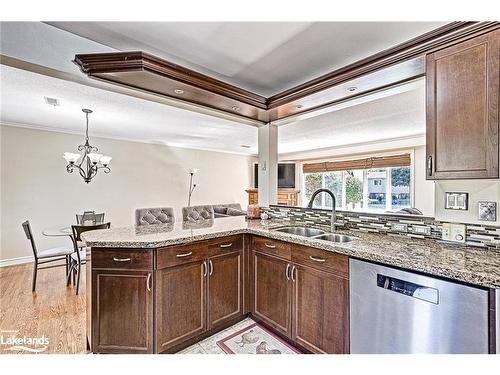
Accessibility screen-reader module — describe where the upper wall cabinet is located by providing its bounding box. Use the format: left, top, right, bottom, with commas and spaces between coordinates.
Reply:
426, 29, 500, 180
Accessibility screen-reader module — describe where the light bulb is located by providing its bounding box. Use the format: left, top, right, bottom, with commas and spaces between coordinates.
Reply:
100, 155, 112, 166
87, 153, 102, 164
63, 152, 81, 164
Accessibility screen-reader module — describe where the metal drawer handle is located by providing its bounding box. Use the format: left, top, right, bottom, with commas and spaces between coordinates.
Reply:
285, 264, 291, 281
309, 256, 326, 263
264, 243, 276, 249
146, 273, 152, 292
113, 257, 131, 262
203, 261, 207, 277
209, 259, 213, 276
176, 251, 193, 258
220, 243, 233, 248
291, 265, 296, 282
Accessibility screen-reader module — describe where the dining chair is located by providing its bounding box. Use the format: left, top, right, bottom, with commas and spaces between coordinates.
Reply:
22, 220, 73, 292
182, 205, 214, 222
75, 211, 105, 225
69, 222, 111, 295
135, 207, 175, 226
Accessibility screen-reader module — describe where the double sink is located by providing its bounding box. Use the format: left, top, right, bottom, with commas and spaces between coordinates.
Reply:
272, 226, 355, 243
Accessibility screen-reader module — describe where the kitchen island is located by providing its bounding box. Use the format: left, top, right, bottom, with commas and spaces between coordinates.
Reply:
82, 216, 500, 354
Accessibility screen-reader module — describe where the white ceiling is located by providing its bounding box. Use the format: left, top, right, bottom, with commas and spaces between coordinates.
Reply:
278, 81, 425, 155
0, 64, 425, 157
0, 65, 258, 155
47, 22, 445, 96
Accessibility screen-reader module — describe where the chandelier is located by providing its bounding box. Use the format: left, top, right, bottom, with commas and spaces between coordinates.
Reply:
63, 109, 112, 183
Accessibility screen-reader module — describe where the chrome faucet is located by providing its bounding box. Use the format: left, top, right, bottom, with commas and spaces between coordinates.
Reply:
307, 188, 336, 233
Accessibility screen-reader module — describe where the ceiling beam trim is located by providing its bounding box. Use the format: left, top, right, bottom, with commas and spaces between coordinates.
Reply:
72, 22, 500, 124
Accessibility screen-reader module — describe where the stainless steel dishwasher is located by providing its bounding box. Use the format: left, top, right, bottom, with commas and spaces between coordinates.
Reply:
349, 259, 489, 354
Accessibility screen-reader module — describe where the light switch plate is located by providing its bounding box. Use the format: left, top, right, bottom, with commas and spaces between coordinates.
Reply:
445, 192, 469, 210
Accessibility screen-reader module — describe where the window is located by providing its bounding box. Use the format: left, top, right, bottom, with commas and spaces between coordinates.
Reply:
303, 166, 411, 212
390, 167, 411, 210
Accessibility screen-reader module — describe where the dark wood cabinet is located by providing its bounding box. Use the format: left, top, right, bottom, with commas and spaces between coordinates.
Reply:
250, 239, 350, 353
207, 251, 243, 330
252, 251, 292, 337
89, 234, 350, 354
91, 269, 153, 353
426, 30, 500, 179
155, 237, 245, 352
292, 264, 349, 354
156, 260, 207, 353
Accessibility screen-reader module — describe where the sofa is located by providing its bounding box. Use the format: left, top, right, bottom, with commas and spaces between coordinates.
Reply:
212, 203, 246, 218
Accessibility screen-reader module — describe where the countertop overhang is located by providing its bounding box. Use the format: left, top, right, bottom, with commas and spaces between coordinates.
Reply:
82, 216, 500, 289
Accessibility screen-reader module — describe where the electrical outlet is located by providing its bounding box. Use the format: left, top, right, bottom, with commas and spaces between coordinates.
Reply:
441, 223, 466, 243
441, 223, 451, 241
451, 224, 466, 243
413, 225, 431, 236
391, 223, 408, 232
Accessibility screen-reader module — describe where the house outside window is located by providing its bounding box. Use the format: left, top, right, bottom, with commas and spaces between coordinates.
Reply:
303, 164, 412, 212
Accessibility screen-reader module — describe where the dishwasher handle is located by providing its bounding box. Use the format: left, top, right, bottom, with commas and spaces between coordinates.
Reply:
377, 274, 439, 304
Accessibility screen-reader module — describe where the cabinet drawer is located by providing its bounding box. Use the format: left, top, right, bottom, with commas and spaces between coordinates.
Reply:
208, 235, 243, 256
292, 244, 348, 277
157, 242, 208, 269
91, 248, 153, 270
252, 236, 291, 260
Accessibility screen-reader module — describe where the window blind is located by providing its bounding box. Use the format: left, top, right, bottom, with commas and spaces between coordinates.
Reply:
302, 154, 411, 173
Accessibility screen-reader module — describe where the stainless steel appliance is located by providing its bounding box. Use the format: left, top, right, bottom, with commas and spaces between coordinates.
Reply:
496, 289, 500, 353
350, 259, 489, 354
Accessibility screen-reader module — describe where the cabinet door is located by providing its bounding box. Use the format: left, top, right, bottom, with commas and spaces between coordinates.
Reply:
426, 30, 499, 179
156, 261, 206, 353
292, 264, 349, 354
92, 270, 153, 353
207, 251, 243, 330
252, 251, 292, 337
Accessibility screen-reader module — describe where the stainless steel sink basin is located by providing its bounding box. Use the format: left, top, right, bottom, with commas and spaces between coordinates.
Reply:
273, 226, 325, 237
314, 234, 355, 243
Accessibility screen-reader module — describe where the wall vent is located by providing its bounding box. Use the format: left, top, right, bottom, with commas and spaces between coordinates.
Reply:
44, 97, 60, 106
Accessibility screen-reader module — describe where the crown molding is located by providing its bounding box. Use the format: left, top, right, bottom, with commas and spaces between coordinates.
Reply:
70, 22, 499, 123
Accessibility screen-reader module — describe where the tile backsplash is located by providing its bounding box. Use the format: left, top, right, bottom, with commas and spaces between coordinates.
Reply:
263, 205, 500, 251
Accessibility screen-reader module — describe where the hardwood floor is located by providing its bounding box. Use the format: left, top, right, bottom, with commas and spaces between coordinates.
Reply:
0, 263, 86, 354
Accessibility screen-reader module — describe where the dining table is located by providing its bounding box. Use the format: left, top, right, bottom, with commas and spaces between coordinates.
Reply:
42, 226, 73, 237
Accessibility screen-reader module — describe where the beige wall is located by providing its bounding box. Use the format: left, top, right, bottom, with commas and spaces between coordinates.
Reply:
435, 180, 500, 225
0, 125, 253, 262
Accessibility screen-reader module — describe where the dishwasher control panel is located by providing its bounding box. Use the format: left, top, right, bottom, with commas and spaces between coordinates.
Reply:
377, 274, 439, 304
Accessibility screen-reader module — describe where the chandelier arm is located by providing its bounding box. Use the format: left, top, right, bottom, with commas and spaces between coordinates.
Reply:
78, 165, 88, 180
96, 165, 111, 174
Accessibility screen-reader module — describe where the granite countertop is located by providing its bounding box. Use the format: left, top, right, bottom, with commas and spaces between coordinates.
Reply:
82, 216, 500, 289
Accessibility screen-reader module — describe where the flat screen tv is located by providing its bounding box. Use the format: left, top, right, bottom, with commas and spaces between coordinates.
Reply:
254, 163, 295, 189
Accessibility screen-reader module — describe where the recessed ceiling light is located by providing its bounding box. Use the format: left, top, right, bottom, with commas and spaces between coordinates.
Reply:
240, 145, 251, 148
44, 96, 60, 106
347, 86, 357, 92
231, 105, 240, 111
174, 89, 184, 95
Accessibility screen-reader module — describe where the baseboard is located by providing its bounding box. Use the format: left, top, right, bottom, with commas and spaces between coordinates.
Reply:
0, 255, 34, 267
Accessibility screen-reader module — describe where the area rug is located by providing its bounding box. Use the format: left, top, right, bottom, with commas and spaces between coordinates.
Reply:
216, 322, 301, 354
